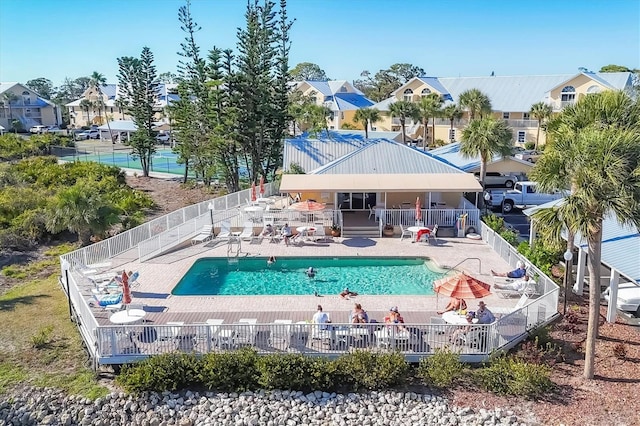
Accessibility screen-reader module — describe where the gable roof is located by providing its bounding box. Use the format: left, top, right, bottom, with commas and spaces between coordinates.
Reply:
0, 82, 56, 106
524, 201, 640, 284
428, 142, 533, 171
284, 131, 370, 173
334, 92, 374, 110
311, 138, 466, 175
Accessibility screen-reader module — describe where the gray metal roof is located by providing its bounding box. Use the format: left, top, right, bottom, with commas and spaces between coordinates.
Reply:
311, 139, 466, 175
524, 200, 640, 284
283, 132, 369, 173
426, 142, 534, 171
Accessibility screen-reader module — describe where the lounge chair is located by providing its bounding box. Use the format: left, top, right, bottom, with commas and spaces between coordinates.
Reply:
234, 318, 257, 347
191, 225, 213, 245
217, 221, 231, 240
493, 277, 538, 298
89, 293, 123, 311
239, 222, 255, 241
269, 320, 292, 350
313, 224, 328, 242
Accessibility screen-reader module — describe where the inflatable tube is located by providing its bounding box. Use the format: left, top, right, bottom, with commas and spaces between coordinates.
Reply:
466, 233, 482, 240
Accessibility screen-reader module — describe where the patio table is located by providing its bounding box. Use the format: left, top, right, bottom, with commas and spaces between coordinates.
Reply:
407, 226, 430, 242
442, 311, 478, 325
109, 309, 146, 325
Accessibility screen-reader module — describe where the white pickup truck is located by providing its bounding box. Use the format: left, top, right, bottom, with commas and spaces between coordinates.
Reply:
485, 181, 565, 213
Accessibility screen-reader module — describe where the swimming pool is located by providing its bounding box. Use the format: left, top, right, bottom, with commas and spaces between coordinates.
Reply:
172, 257, 441, 296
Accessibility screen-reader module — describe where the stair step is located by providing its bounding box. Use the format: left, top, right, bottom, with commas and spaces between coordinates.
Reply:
342, 226, 380, 238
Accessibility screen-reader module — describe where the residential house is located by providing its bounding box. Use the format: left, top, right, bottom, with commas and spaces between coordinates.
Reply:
0, 82, 62, 130
372, 71, 635, 146
294, 80, 375, 130
66, 83, 178, 128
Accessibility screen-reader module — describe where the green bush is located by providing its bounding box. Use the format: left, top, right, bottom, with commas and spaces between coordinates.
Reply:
474, 356, 553, 399
116, 353, 201, 394
482, 214, 506, 232
417, 348, 464, 388
517, 241, 562, 280
334, 350, 408, 391
524, 141, 535, 150
199, 347, 260, 392
257, 354, 336, 392
499, 229, 520, 246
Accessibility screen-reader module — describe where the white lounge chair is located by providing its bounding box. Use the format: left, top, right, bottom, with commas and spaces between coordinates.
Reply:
239, 221, 255, 241
217, 221, 231, 239
493, 277, 538, 298
192, 225, 213, 245
269, 320, 292, 350
234, 318, 257, 347
313, 224, 328, 242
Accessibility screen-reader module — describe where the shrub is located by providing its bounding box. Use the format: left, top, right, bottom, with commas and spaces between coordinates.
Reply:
499, 229, 520, 246
334, 350, 408, 391
482, 213, 506, 232
116, 353, 201, 394
199, 348, 260, 392
612, 343, 627, 360
516, 337, 563, 366
257, 354, 337, 392
417, 348, 464, 388
524, 141, 535, 150
31, 325, 54, 349
474, 356, 553, 399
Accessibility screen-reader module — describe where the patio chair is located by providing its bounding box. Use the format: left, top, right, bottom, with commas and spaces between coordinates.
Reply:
155, 321, 185, 353
310, 324, 333, 349
399, 224, 412, 241
191, 225, 213, 245
234, 318, 257, 347
128, 271, 140, 288
313, 224, 328, 242
217, 221, 231, 240
368, 204, 375, 220
239, 222, 255, 241
269, 320, 292, 351
89, 293, 123, 311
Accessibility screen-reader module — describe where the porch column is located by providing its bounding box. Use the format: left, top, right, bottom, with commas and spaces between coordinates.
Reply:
573, 248, 587, 295
528, 219, 536, 246
606, 269, 620, 323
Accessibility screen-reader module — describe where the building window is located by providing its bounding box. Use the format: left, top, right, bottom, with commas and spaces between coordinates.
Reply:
517, 131, 526, 143
561, 86, 576, 103
22, 90, 31, 105
403, 89, 413, 102
448, 128, 456, 141
502, 112, 510, 119
310, 96, 317, 103
587, 85, 600, 94
340, 86, 347, 92
523, 112, 530, 120
421, 88, 431, 97
340, 112, 344, 119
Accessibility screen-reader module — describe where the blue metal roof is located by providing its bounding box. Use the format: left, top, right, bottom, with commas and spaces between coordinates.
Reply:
311, 138, 465, 175
428, 142, 507, 171
524, 200, 640, 283
334, 93, 374, 110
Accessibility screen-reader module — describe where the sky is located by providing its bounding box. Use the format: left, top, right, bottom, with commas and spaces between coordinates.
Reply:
1, 0, 639, 88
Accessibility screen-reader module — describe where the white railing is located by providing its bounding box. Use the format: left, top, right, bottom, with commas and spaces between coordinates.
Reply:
61, 181, 279, 268
506, 119, 538, 128
377, 208, 480, 236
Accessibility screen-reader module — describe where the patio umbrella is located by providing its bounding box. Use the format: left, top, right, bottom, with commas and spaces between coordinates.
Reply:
433, 271, 491, 300
289, 201, 326, 211
259, 176, 265, 197
121, 271, 132, 306
250, 182, 257, 202
415, 197, 422, 222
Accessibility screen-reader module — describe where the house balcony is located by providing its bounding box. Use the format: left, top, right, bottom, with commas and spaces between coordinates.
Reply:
505, 119, 538, 128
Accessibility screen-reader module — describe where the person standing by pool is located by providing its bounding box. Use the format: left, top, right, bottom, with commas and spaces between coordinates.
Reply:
282, 223, 292, 246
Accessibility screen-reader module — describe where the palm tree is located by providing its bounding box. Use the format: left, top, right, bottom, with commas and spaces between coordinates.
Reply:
79, 99, 94, 124
530, 90, 640, 379
459, 89, 492, 121
442, 104, 464, 142
353, 108, 381, 139
460, 117, 513, 191
530, 102, 553, 149
2, 92, 19, 132
388, 100, 419, 144
89, 71, 114, 141
416, 94, 443, 147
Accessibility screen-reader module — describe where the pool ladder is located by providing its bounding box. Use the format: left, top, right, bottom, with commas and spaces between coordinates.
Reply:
227, 236, 241, 258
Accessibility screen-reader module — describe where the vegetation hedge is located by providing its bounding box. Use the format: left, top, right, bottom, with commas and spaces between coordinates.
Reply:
116, 349, 552, 400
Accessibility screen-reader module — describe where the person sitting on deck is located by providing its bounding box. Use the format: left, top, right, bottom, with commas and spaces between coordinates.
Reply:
491, 261, 527, 278
312, 305, 331, 330
384, 306, 408, 332
350, 303, 369, 324
437, 297, 467, 315
261, 223, 274, 237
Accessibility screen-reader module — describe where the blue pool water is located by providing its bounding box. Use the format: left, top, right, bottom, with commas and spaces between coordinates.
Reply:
172, 257, 440, 296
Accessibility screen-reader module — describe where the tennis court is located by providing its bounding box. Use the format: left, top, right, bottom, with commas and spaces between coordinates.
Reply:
60, 149, 191, 176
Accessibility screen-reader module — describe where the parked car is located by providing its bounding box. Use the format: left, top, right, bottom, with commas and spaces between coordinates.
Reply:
602, 283, 640, 317
76, 129, 100, 140
515, 150, 542, 163
29, 125, 48, 134
156, 132, 170, 143
474, 172, 518, 188
47, 125, 63, 133
485, 181, 566, 213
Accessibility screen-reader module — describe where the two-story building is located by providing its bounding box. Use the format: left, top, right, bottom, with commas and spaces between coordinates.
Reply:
372, 71, 635, 146
66, 83, 178, 128
0, 82, 62, 130
293, 80, 375, 130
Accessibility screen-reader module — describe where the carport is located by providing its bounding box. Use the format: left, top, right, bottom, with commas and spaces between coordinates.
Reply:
98, 120, 137, 143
